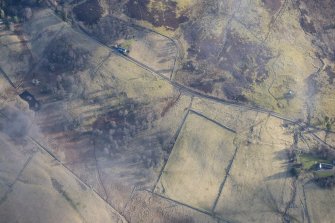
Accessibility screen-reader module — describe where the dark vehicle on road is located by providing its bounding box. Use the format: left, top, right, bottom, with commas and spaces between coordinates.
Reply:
19, 91, 41, 111
112, 44, 129, 55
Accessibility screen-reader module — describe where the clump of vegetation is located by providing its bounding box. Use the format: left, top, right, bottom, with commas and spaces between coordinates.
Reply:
91, 95, 163, 170
324, 116, 335, 131
83, 16, 137, 45
289, 146, 335, 188
315, 176, 335, 188
93, 97, 155, 148
34, 37, 90, 100
73, 0, 102, 25
310, 116, 335, 132
0, 0, 41, 26
125, 0, 189, 29
45, 37, 90, 73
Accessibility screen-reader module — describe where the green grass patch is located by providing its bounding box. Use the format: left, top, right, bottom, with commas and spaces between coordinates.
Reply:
314, 170, 335, 178
297, 154, 328, 170
120, 39, 134, 50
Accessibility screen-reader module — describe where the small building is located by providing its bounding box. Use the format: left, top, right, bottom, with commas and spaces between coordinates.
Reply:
19, 91, 41, 111
284, 90, 295, 100
316, 163, 334, 171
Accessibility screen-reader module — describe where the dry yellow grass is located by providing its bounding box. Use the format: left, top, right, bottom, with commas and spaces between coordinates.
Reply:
214, 116, 297, 222
118, 32, 176, 78
0, 132, 126, 223
175, 0, 198, 17
155, 112, 236, 212
0, 32, 31, 84
23, 9, 68, 58
147, 0, 197, 17
305, 183, 335, 223
232, 0, 272, 40
192, 97, 259, 133
245, 1, 318, 118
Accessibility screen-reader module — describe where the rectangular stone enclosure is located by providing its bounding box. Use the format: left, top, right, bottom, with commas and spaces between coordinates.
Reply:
155, 112, 236, 212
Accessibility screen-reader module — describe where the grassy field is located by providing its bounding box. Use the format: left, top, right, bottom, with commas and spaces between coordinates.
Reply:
126, 32, 176, 78
297, 154, 329, 170
0, 132, 125, 223
305, 183, 335, 223
213, 116, 298, 222
0, 30, 32, 86
155, 112, 236, 212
